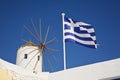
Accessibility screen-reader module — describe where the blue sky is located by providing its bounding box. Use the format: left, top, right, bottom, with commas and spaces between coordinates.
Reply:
0, 0, 120, 73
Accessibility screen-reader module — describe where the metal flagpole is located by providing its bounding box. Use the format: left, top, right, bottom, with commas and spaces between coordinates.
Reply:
61, 13, 66, 70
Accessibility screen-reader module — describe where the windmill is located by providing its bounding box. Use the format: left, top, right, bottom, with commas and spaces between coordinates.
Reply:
16, 19, 58, 74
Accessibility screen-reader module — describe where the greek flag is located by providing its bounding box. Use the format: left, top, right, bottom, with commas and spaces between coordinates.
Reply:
63, 18, 97, 48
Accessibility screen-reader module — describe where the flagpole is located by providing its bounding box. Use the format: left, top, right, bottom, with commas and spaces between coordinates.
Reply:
61, 13, 66, 70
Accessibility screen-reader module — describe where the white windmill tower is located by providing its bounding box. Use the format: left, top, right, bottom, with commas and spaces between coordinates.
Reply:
16, 19, 57, 74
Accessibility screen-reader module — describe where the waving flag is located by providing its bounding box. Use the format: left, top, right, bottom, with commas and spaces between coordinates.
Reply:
63, 17, 97, 49
62, 13, 98, 70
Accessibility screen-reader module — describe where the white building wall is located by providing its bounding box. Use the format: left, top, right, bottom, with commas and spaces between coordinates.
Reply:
16, 46, 42, 73
50, 58, 120, 80
0, 59, 49, 80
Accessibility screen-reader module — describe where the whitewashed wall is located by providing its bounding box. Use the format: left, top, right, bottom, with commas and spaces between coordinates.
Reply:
0, 59, 49, 80
16, 46, 42, 73
50, 58, 120, 80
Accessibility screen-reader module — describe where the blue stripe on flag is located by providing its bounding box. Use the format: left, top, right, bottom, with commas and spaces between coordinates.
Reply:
80, 26, 94, 29
74, 27, 88, 34
90, 33, 96, 36
64, 18, 70, 22
64, 24, 71, 29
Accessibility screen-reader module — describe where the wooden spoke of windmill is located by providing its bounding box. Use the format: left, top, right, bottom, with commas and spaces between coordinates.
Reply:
22, 19, 59, 72
33, 50, 42, 72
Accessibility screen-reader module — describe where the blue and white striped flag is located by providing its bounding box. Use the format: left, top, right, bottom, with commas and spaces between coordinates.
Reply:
63, 17, 97, 48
